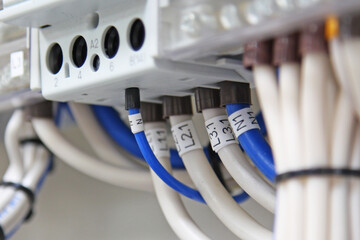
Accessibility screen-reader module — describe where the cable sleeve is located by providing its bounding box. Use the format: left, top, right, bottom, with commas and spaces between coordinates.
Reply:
226, 104, 275, 181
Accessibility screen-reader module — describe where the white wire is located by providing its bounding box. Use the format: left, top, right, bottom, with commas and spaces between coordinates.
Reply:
69, 102, 199, 188
300, 52, 330, 240
278, 62, 304, 240
69, 102, 145, 169
0, 191, 29, 235
3, 109, 25, 181
329, 37, 359, 240
350, 125, 360, 240
0, 110, 26, 212
329, 39, 351, 95
325, 69, 338, 148
202, 108, 275, 213
0, 145, 49, 235
22, 144, 37, 173
19, 123, 39, 173
170, 115, 272, 240
253, 65, 284, 170
253, 64, 288, 240
342, 38, 360, 119
71, 102, 202, 189
145, 122, 210, 240
0, 122, 48, 234
22, 147, 49, 190
279, 63, 302, 171
32, 118, 154, 192
328, 91, 355, 240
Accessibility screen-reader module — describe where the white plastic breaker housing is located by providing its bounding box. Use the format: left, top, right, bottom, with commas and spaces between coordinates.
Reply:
0, 23, 44, 112
0, 0, 248, 106
2, 0, 360, 106
159, 0, 360, 60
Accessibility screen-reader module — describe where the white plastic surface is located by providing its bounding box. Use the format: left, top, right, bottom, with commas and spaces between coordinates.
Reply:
0, 0, 131, 27
34, 0, 244, 106
0, 23, 43, 112
0, 0, 360, 106
159, 0, 360, 60
0, 23, 29, 94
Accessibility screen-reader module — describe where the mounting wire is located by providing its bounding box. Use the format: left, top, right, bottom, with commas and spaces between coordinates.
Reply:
145, 121, 210, 240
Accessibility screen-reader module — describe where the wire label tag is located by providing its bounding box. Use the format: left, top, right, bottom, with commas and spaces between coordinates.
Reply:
205, 115, 238, 152
229, 108, 259, 138
171, 120, 202, 157
10, 51, 24, 78
128, 113, 144, 134
145, 128, 170, 158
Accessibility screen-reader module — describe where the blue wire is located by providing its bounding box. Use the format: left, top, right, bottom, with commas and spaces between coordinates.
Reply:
256, 112, 267, 137
63, 103, 74, 121
92, 105, 143, 159
226, 104, 276, 182
129, 108, 249, 204
54, 103, 65, 127
35, 157, 54, 194
92, 105, 186, 169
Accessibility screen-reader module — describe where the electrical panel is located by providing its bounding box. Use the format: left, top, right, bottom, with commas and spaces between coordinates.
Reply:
0, 1, 359, 240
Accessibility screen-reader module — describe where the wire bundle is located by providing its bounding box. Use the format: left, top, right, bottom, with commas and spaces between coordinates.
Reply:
0, 110, 52, 239
247, 20, 359, 240
28, 90, 275, 239
121, 87, 276, 239
327, 15, 360, 240
28, 101, 257, 239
